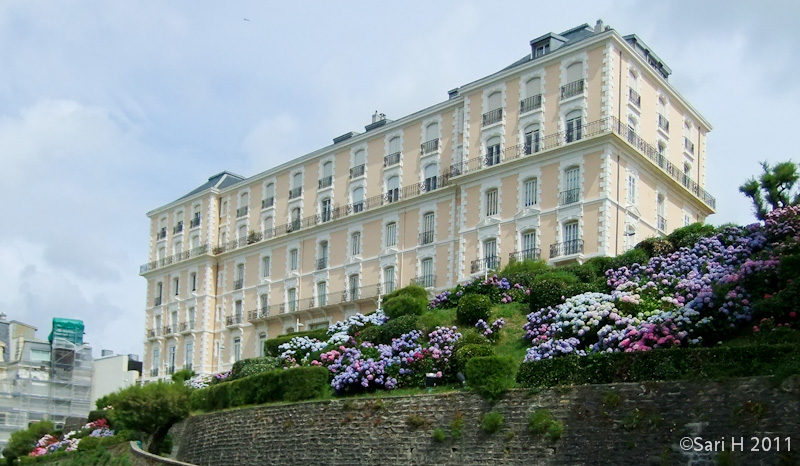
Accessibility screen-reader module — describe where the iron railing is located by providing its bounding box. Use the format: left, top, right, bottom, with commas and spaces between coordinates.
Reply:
147, 329, 156, 338
561, 79, 584, 99
658, 215, 667, 231
316, 257, 328, 270
226, 314, 244, 326
419, 231, 434, 245
470, 256, 500, 274
236, 206, 248, 217
559, 188, 580, 206
384, 152, 401, 167
318, 176, 333, 189
421, 138, 439, 155
162, 326, 173, 335
262, 197, 274, 208
190, 216, 201, 228
154, 296, 162, 306
288, 187, 302, 199
509, 248, 541, 262
684, 137, 695, 155
248, 308, 269, 321
233, 279, 243, 290
658, 114, 669, 132
550, 239, 584, 258
482, 108, 503, 126
350, 164, 365, 179
156, 228, 167, 240
520, 94, 542, 113
150, 368, 159, 377
173, 222, 183, 234
412, 275, 436, 288
628, 87, 641, 107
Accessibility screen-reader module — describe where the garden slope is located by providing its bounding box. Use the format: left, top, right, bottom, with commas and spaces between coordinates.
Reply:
175, 376, 800, 466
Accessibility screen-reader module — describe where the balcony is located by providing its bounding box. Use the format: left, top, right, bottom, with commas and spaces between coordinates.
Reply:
559, 188, 580, 206
179, 321, 195, 333
190, 217, 201, 228
226, 314, 245, 326
412, 275, 435, 288
420, 138, 439, 155
316, 257, 328, 270
628, 87, 641, 107
248, 308, 269, 321
147, 329, 156, 338
236, 206, 248, 218
550, 239, 584, 258
350, 164, 365, 179
318, 176, 333, 189
382, 280, 397, 295
520, 94, 542, 114
684, 137, 695, 155
470, 256, 500, 274
384, 152, 401, 167
509, 248, 541, 263
482, 108, 503, 127
423, 177, 438, 192
233, 279, 243, 290
484, 152, 501, 167
658, 114, 670, 132
262, 197, 274, 209
288, 187, 302, 199
658, 215, 667, 231
150, 368, 159, 377
321, 208, 332, 222
173, 222, 183, 234
560, 79, 584, 100
419, 230, 434, 245
156, 228, 167, 240
162, 326, 173, 336
154, 296, 162, 306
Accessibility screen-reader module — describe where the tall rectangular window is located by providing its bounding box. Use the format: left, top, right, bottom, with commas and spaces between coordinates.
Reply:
524, 179, 538, 206
173, 277, 180, 296
188, 307, 196, 329
233, 337, 242, 362
627, 174, 637, 204
152, 348, 160, 376
167, 346, 176, 374
422, 212, 435, 244
290, 249, 299, 271
566, 115, 582, 142
317, 282, 327, 306
185, 342, 194, 370
260, 294, 269, 312
564, 222, 580, 255
235, 300, 243, 320
522, 231, 537, 256
190, 272, 197, 292
524, 129, 540, 154
259, 333, 268, 357
351, 232, 361, 256
384, 266, 395, 293
321, 198, 332, 222
287, 288, 297, 312
485, 189, 498, 216
386, 222, 397, 247
348, 274, 360, 300
420, 259, 434, 287
484, 239, 497, 262
262, 256, 271, 277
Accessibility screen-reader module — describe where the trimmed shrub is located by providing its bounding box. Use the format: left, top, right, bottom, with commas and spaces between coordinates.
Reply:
457, 294, 492, 326
465, 355, 515, 401
481, 411, 504, 434
667, 222, 718, 250
634, 237, 674, 258
282, 366, 331, 402
230, 356, 282, 381
355, 325, 382, 344
528, 278, 571, 313
384, 284, 429, 304
171, 368, 195, 384
264, 329, 329, 356
455, 344, 495, 374
516, 345, 800, 388
378, 314, 420, 344
608, 247, 650, 271
384, 294, 426, 319
87, 410, 107, 422
497, 259, 550, 287
453, 330, 490, 353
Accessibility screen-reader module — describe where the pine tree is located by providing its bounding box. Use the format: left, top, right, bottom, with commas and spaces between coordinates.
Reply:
739, 161, 800, 220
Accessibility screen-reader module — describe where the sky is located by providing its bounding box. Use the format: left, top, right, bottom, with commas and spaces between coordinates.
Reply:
1, 0, 798, 359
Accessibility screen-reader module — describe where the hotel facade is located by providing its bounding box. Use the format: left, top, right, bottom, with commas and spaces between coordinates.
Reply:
140, 21, 715, 380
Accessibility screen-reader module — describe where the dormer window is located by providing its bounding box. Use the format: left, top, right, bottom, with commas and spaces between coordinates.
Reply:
534, 43, 549, 57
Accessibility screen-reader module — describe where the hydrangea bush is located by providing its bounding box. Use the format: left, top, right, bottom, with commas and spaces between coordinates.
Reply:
29, 419, 115, 458
430, 275, 530, 309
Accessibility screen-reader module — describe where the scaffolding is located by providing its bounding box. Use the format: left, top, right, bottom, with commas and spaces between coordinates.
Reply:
48, 319, 93, 423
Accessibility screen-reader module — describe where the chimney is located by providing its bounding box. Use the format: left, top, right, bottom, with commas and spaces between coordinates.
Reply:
594, 19, 604, 34
101, 349, 114, 357
372, 111, 383, 123
0, 313, 6, 322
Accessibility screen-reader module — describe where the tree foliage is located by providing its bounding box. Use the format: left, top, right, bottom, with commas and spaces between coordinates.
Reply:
739, 161, 800, 220
97, 381, 189, 455
2, 420, 54, 464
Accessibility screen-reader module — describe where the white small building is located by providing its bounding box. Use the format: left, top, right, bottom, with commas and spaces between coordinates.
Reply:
90, 351, 142, 408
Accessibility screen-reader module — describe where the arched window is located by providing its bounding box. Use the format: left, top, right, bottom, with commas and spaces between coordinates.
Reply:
483, 92, 503, 126
525, 77, 540, 98
352, 187, 365, 213
388, 136, 401, 154
385, 222, 397, 247
425, 122, 438, 142
290, 173, 303, 198
487, 91, 502, 111
351, 150, 366, 178
238, 193, 249, 217
521, 77, 542, 113
565, 110, 582, 142
423, 163, 438, 191
524, 123, 540, 154
263, 216, 274, 238
320, 161, 333, 188
387, 176, 400, 202
320, 197, 332, 222
264, 183, 275, 208
486, 137, 501, 166
290, 208, 301, 230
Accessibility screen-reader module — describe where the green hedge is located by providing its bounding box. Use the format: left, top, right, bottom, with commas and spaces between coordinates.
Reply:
465, 355, 515, 401
263, 329, 330, 357
516, 345, 800, 388
190, 366, 330, 411
456, 294, 491, 326
455, 344, 495, 374
230, 356, 282, 381
383, 294, 426, 319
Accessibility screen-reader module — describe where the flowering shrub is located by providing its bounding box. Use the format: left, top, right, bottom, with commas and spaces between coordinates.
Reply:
28, 419, 115, 458
475, 318, 505, 343
430, 275, 529, 309
278, 336, 329, 365
185, 373, 213, 389
327, 310, 388, 336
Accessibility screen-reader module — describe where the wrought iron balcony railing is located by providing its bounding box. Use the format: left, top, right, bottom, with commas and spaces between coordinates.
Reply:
658, 215, 667, 231
559, 188, 580, 206
482, 108, 503, 126
509, 248, 541, 263
419, 231, 434, 245
628, 87, 641, 107
236, 206, 248, 218
560, 79, 584, 99
150, 368, 159, 377
420, 138, 439, 155
550, 239, 584, 258
384, 152, 401, 167
233, 279, 243, 290
470, 256, 500, 274
262, 197, 274, 208
156, 228, 167, 240
684, 137, 695, 155
173, 222, 183, 234
162, 326, 173, 335
658, 114, 669, 132
288, 187, 302, 199
316, 257, 328, 270
226, 314, 244, 326
318, 176, 333, 189
248, 308, 269, 321
154, 296, 162, 306
147, 329, 156, 338
190, 217, 201, 228
520, 94, 542, 113
350, 164, 365, 179
412, 275, 436, 288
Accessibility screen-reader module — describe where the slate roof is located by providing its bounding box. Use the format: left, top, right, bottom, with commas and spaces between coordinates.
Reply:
177, 171, 245, 201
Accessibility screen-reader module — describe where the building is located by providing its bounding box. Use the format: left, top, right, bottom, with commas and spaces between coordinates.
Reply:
140, 20, 715, 381
0, 316, 92, 453
90, 351, 142, 408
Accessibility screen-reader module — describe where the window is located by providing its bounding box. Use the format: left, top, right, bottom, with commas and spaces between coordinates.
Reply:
152, 348, 160, 376
167, 346, 176, 374
423, 163, 438, 191
262, 256, 271, 277
235, 300, 243, 321
684, 214, 692, 227
386, 136, 401, 166
235, 263, 244, 289
565, 111, 582, 142
290, 207, 301, 230
190, 272, 197, 292
155, 282, 163, 306
521, 78, 542, 113
421, 212, 435, 244
483, 92, 503, 126
260, 294, 269, 313
624, 224, 637, 252
425, 122, 438, 143
420, 258, 434, 287
318, 241, 328, 269
220, 200, 228, 218
259, 333, 268, 357
484, 239, 498, 265
171, 310, 178, 329
657, 194, 667, 231
191, 235, 200, 249
238, 193, 249, 217
485, 137, 500, 166
485, 189, 498, 216
384, 266, 396, 294
185, 342, 193, 370
562, 63, 583, 99
290, 249, 299, 271
263, 216, 274, 237
264, 183, 275, 208
189, 307, 196, 329
191, 206, 201, 228
351, 187, 365, 213
522, 231, 537, 259
562, 166, 580, 205
348, 274, 360, 300
320, 161, 333, 188
387, 175, 400, 202
533, 43, 549, 57
233, 337, 242, 362
351, 150, 366, 178
173, 240, 182, 255
524, 125, 540, 154
563, 221, 580, 255
524, 178, 538, 207
385, 222, 397, 247
321, 198, 332, 222
30, 349, 50, 362
173, 277, 179, 296
287, 288, 297, 312
627, 116, 637, 144
238, 224, 247, 243
317, 282, 327, 306
351, 231, 361, 256
627, 173, 637, 204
